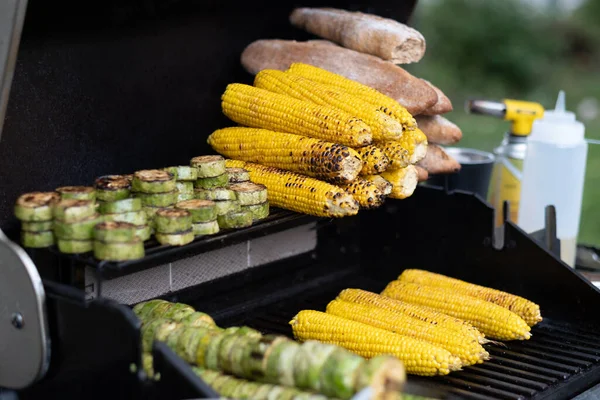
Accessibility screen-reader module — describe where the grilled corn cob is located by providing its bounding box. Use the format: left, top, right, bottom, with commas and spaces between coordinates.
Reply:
337, 289, 485, 344
362, 175, 393, 196
398, 269, 542, 327
377, 130, 428, 168
380, 166, 418, 200
287, 63, 416, 131
326, 299, 489, 365
381, 281, 532, 341
290, 310, 461, 376
221, 83, 372, 147
354, 145, 389, 175
226, 160, 359, 217
338, 178, 386, 209
208, 127, 363, 184
254, 69, 403, 141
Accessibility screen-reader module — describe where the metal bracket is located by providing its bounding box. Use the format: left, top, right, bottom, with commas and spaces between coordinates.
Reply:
0, 229, 50, 389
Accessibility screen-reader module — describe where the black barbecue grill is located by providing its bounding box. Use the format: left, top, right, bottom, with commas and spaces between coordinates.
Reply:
2, 1, 600, 400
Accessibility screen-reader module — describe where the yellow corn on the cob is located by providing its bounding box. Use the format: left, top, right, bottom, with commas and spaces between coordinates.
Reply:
380, 166, 418, 200
254, 69, 404, 141
290, 310, 461, 376
326, 299, 489, 365
338, 178, 386, 209
337, 289, 485, 344
381, 281, 532, 341
226, 160, 358, 217
398, 269, 542, 327
377, 130, 428, 169
287, 63, 417, 131
221, 83, 372, 147
208, 127, 363, 184
354, 145, 389, 175
362, 175, 393, 196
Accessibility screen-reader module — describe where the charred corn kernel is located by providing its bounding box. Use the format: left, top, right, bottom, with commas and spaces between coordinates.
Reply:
207, 127, 363, 184
226, 160, 358, 217
382, 281, 532, 341
255, 69, 403, 141
354, 145, 389, 175
290, 310, 461, 376
221, 83, 372, 147
337, 289, 485, 344
377, 129, 428, 169
338, 178, 386, 209
362, 175, 393, 196
326, 299, 489, 365
287, 63, 416, 130
399, 269, 542, 327
380, 166, 418, 200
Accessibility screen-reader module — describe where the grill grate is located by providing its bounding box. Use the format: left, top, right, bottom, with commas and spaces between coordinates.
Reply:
213, 273, 600, 400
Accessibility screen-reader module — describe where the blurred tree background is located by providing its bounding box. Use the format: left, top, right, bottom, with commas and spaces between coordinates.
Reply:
405, 0, 600, 245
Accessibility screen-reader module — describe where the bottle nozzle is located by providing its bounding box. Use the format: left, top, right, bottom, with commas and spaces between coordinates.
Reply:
555, 90, 566, 112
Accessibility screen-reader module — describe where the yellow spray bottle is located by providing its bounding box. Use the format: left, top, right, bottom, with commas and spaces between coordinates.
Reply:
466, 99, 544, 226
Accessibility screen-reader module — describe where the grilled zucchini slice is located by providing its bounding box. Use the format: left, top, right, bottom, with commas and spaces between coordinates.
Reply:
103, 210, 147, 226
226, 167, 250, 183
192, 220, 220, 236
14, 192, 59, 222
132, 170, 176, 193
164, 166, 198, 181
194, 187, 236, 201
133, 190, 178, 207
177, 192, 195, 202
217, 209, 253, 229
57, 239, 93, 254
94, 175, 131, 201
229, 182, 267, 206
176, 181, 194, 194
93, 221, 137, 242
21, 230, 55, 248
21, 220, 53, 232
53, 214, 103, 240
56, 186, 96, 201
134, 224, 152, 241
53, 199, 96, 223
242, 202, 269, 221
194, 174, 229, 189
155, 208, 192, 234
175, 199, 217, 223
93, 240, 145, 261
190, 155, 226, 178
214, 200, 241, 216
98, 198, 142, 214
155, 229, 194, 246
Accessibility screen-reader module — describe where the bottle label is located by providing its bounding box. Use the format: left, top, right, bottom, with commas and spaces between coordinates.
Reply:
488, 156, 524, 226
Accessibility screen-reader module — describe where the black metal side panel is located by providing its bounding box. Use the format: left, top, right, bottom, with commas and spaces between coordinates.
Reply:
0, 0, 417, 234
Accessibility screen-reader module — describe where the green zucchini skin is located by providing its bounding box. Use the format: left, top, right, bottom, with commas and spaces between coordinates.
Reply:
242, 202, 270, 221
319, 349, 365, 399
21, 230, 55, 248
53, 214, 103, 240
194, 187, 237, 201
53, 199, 96, 223
217, 210, 253, 229
133, 190, 178, 207
176, 199, 217, 222
56, 186, 96, 201
134, 225, 152, 241
264, 340, 300, 387
292, 341, 337, 392
93, 221, 137, 242
21, 220, 54, 232
93, 240, 145, 261
226, 167, 250, 183
94, 175, 131, 201
176, 181, 194, 194
214, 200, 241, 216
132, 170, 176, 193
155, 229, 194, 246
14, 192, 60, 222
154, 209, 192, 233
103, 210, 148, 226
190, 155, 226, 178
177, 192, 195, 202
98, 198, 142, 214
192, 220, 220, 236
194, 174, 229, 189
229, 182, 268, 206
57, 239, 93, 254
164, 166, 198, 181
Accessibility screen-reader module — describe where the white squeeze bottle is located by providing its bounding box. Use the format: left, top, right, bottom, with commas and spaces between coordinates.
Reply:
518, 91, 588, 267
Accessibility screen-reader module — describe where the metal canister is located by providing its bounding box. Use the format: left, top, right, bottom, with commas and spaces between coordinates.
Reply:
466, 99, 545, 227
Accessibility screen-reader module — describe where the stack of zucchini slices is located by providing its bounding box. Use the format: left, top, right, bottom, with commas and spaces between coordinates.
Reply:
53, 187, 102, 253
13, 154, 270, 258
